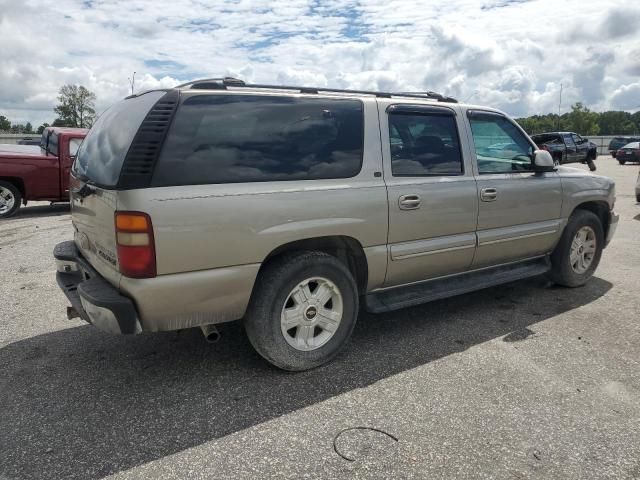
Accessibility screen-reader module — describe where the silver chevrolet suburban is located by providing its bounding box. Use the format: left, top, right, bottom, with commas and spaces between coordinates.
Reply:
54, 78, 618, 371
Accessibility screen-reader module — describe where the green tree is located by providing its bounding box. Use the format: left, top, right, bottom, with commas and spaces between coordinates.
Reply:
36, 123, 50, 134
516, 114, 561, 134
24, 122, 33, 133
597, 111, 636, 135
0, 115, 11, 132
563, 103, 600, 135
53, 84, 96, 128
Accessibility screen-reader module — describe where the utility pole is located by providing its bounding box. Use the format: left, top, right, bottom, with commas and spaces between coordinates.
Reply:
128, 71, 136, 96
557, 83, 563, 130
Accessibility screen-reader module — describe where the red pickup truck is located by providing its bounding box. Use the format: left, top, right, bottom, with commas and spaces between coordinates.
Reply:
0, 127, 87, 218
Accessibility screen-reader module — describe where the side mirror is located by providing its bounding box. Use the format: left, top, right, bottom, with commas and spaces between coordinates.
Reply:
533, 149, 555, 171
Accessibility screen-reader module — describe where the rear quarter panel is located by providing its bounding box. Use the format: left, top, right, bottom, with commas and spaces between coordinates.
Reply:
116, 95, 389, 286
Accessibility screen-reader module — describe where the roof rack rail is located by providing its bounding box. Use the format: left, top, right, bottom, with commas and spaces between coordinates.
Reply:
398, 91, 459, 103
174, 77, 247, 89
174, 77, 458, 103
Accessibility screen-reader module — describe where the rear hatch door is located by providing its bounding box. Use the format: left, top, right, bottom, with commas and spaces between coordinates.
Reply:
70, 90, 167, 285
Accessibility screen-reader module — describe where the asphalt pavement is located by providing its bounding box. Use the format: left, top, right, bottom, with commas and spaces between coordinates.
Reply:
1, 157, 639, 479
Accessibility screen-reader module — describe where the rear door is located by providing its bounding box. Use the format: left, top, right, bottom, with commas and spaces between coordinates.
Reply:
379, 102, 478, 287
563, 133, 578, 163
466, 110, 562, 268
71, 90, 167, 284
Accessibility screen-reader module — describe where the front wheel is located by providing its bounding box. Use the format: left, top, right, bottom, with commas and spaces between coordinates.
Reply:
586, 157, 596, 171
618, 159, 626, 165
548, 210, 604, 287
0, 181, 21, 218
244, 251, 359, 371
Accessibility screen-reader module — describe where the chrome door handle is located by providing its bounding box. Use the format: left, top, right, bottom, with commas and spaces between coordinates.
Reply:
399, 194, 421, 210
480, 187, 498, 202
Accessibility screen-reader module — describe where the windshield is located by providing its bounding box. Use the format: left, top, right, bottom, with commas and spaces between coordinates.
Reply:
73, 91, 165, 186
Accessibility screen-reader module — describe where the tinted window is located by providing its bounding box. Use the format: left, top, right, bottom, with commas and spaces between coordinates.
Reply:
73, 91, 165, 186
469, 113, 534, 173
388, 112, 463, 176
152, 95, 364, 186
48, 133, 59, 156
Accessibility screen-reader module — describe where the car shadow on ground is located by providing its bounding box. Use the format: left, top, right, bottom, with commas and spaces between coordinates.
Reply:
0, 276, 612, 479
3, 203, 70, 221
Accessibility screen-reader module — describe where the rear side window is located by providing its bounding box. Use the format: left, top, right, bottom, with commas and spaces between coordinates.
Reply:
152, 95, 364, 186
73, 91, 165, 186
388, 111, 463, 176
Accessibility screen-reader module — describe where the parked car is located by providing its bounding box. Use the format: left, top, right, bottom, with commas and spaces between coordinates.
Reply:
609, 136, 640, 159
17, 137, 41, 146
531, 132, 597, 171
615, 142, 640, 165
54, 78, 618, 371
0, 127, 87, 218
636, 168, 640, 203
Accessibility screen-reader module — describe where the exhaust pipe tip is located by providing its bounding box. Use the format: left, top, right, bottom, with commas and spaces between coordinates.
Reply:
200, 324, 220, 344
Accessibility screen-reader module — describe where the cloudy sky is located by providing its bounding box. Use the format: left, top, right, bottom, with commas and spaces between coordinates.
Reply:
1, 0, 639, 127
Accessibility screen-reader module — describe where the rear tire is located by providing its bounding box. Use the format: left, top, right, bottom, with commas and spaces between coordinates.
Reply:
618, 159, 626, 165
244, 251, 359, 371
0, 181, 21, 218
549, 210, 604, 287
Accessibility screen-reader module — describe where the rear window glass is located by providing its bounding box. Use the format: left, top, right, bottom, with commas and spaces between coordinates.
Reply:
532, 134, 562, 144
69, 138, 83, 157
152, 94, 364, 186
39, 130, 49, 150
73, 91, 165, 186
48, 133, 59, 156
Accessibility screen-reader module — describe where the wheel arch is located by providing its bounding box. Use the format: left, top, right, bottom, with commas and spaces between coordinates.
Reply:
0, 177, 26, 203
260, 235, 369, 295
573, 201, 610, 239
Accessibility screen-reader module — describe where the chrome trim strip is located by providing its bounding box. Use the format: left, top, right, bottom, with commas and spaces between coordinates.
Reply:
478, 230, 557, 246
393, 243, 475, 260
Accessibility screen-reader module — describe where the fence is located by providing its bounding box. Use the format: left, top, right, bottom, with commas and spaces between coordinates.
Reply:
0, 133, 41, 145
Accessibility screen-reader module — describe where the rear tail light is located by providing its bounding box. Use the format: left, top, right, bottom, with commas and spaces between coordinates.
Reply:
115, 211, 156, 278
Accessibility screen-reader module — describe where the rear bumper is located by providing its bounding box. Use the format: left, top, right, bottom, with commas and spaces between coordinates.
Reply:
54, 241, 141, 334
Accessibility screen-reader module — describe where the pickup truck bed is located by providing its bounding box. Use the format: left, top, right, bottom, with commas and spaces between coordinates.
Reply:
0, 127, 87, 218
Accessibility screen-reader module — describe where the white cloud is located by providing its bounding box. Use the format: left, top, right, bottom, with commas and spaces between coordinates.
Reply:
0, 0, 639, 126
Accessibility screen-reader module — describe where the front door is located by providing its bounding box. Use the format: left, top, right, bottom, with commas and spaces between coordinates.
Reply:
466, 111, 563, 268
380, 103, 478, 287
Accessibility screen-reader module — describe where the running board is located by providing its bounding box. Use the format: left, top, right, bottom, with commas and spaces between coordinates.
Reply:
365, 257, 550, 313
